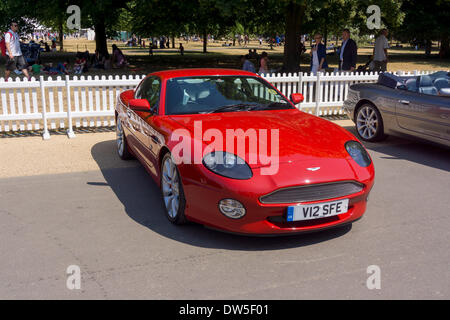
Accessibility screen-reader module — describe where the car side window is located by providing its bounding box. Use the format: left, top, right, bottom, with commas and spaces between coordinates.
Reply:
135, 77, 161, 111
246, 78, 283, 103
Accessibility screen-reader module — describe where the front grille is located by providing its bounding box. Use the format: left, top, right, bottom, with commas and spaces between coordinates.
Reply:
260, 181, 364, 204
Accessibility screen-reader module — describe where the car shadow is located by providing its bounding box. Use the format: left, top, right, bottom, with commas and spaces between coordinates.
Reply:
341, 125, 450, 172
91, 139, 352, 251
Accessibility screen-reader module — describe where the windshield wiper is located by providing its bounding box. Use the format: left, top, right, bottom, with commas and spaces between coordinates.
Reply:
206, 103, 258, 114
248, 101, 291, 111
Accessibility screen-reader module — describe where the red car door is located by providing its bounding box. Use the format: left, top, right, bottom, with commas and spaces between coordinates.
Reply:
132, 76, 163, 176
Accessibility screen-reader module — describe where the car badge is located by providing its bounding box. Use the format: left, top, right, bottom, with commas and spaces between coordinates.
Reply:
307, 167, 321, 171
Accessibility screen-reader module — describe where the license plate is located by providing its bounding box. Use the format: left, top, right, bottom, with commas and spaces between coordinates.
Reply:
286, 199, 349, 222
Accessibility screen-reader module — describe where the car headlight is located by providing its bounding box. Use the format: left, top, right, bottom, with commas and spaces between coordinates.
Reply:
202, 151, 253, 180
345, 141, 372, 167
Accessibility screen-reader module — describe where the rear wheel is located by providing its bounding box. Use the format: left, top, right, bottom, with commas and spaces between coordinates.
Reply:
116, 117, 133, 160
355, 104, 387, 142
160, 153, 187, 225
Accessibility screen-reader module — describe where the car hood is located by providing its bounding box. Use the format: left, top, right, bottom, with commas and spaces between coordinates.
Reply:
169, 109, 356, 168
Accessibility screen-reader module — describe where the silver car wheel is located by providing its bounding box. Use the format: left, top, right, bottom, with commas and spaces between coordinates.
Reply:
116, 118, 124, 157
162, 156, 180, 219
356, 106, 379, 140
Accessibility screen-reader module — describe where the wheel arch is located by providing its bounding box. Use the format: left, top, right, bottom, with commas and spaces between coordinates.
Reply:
354, 99, 379, 122
158, 146, 171, 171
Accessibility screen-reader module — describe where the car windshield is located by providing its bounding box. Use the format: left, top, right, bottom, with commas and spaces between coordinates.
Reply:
164, 76, 293, 115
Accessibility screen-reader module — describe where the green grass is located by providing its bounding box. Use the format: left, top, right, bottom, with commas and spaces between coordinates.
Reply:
0, 39, 448, 80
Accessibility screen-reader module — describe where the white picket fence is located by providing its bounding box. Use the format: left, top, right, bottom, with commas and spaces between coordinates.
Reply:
0, 70, 437, 139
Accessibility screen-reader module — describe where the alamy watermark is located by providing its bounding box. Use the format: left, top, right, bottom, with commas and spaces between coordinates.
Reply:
366, 5, 381, 30
366, 265, 381, 290
66, 5, 81, 30
66, 265, 81, 290
170, 120, 280, 175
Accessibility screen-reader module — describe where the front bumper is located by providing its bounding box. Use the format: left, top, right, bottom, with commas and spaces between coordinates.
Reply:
180, 163, 374, 235
342, 99, 356, 122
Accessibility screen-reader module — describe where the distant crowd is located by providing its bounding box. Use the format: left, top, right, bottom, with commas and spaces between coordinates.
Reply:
3, 20, 391, 80
1, 21, 130, 80
240, 28, 390, 75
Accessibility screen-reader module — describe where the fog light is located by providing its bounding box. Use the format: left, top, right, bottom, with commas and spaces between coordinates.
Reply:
218, 199, 246, 219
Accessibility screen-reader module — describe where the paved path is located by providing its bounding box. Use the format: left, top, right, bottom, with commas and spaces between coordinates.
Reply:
0, 121, 449, 299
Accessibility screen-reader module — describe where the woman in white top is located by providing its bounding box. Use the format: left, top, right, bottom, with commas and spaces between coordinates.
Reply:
310, 33, 327, 74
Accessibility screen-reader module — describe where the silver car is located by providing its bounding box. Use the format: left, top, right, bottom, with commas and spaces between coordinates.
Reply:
343, 72, 450, 147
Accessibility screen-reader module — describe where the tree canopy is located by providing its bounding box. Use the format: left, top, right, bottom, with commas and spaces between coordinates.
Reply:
1, 0, 448, 70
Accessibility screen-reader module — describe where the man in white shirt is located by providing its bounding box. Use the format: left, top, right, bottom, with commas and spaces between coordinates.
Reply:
373, 29, 389, 72
4, 21, 30, 80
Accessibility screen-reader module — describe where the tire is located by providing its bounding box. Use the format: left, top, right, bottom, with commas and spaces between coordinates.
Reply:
355, 103, 387, 142
116, 117, 133, 160
160, 153, 187, 225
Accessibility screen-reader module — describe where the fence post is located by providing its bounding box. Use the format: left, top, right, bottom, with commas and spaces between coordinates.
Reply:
298, 72, 303, 110
39, 76, 50, 140
315, 71, 321, 116
65, 75, 76, 138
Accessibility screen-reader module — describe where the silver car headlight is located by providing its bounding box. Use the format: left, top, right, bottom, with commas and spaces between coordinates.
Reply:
202, 151, 253, 180
345, 141, 372, 167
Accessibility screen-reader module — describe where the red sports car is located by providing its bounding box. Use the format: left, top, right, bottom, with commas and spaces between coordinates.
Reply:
115, 68, 374, 235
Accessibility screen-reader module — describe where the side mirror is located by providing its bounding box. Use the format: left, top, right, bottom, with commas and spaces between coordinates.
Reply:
128, 99, 152, 112
290, 93, 304, 105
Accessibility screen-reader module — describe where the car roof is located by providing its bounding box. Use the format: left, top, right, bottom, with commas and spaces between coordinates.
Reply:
148, 68, 259, 80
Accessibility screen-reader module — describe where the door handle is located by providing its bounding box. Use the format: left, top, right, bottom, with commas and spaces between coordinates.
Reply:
399, 100, 410, 105
151, 135, 160, 144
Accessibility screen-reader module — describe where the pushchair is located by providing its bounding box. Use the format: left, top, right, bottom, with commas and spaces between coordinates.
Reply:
356, 57, 375, 72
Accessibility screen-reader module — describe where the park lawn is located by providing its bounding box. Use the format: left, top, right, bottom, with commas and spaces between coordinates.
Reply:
0, 38, 448, 80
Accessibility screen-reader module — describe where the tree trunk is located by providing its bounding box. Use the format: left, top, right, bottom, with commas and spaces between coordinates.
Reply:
439, 34, 449, 58
58, 19, 64, 51
425, 39, 432, 57
203, 30, 207, 53
172, 36, 175, 49
283, 1, 306, 72
94, 18, 108, 56
323, 10, 328, 47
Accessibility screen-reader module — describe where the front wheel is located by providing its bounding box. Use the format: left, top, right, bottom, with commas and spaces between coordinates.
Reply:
355, 104, 387, 142
116, 117, 133, 160
160, 153, 187, 225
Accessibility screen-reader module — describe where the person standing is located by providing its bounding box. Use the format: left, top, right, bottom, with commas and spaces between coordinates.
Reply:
4, 21, 31, 81
310, 33, 328, 73
258, 51, 269, 74
339, 29, 357, 72
373, 28, 389, 72
179, 43, 184, 56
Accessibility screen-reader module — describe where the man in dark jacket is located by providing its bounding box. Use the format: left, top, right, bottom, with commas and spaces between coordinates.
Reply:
339, 29, 357, 71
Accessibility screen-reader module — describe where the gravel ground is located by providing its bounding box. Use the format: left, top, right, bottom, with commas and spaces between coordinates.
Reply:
0, 131, 136, 178
0, 118, 449, 299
